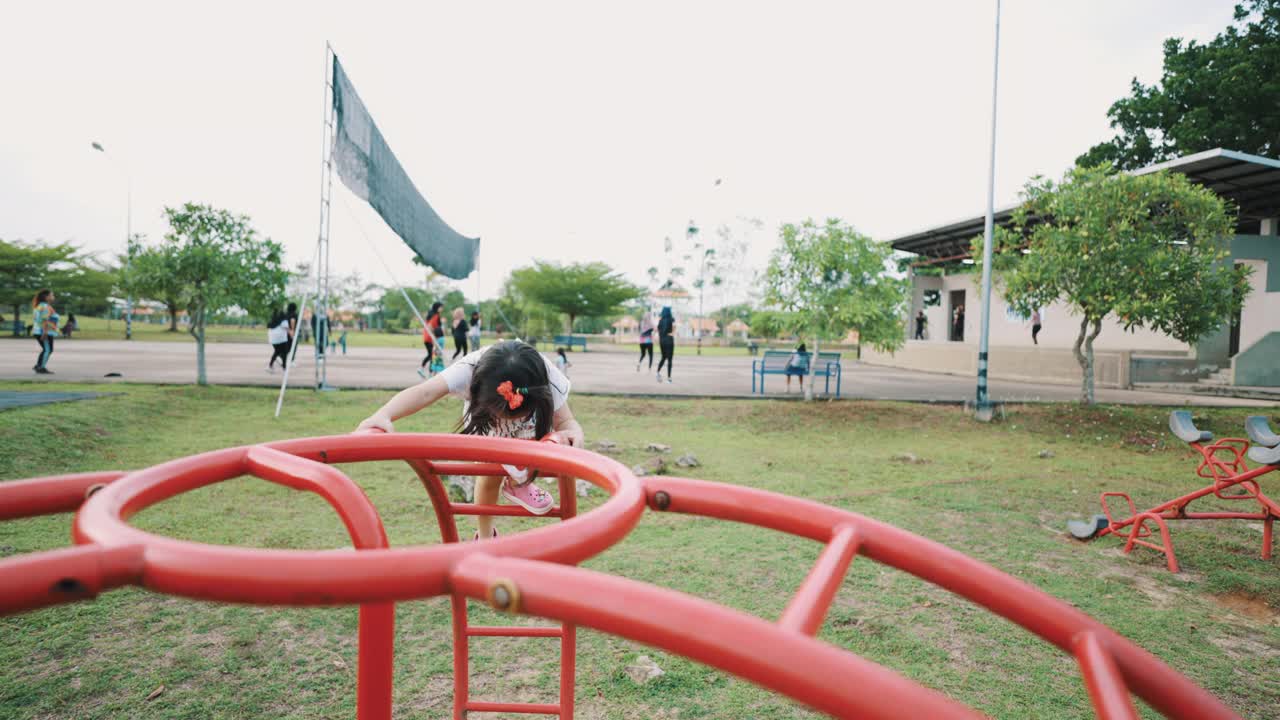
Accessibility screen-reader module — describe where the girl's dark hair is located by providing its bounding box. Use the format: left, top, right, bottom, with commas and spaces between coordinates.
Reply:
457, 340, 554, 439
797, 342, 807, 353
471, 311, 480, 321
428, 302, 443, 318
269, 308, 285, 328
287, 302, 298, 315
32, 289, 51, 308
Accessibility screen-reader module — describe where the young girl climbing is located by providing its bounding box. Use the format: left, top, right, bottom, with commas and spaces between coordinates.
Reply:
356, 339, 585, 540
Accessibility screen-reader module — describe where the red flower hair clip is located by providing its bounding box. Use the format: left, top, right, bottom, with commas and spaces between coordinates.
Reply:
496, 380, 526, 410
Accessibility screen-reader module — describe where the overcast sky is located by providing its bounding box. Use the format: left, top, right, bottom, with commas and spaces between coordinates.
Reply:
0, 1, 1238, 305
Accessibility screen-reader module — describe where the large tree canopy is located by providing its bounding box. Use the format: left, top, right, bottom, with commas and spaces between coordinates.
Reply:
509, 261, 643, 333
1, 239, 117, 325
149, 203, 288, 385
762, 219, 908, 398
980, 166, 1250, 404
1078, 0, 1280, 170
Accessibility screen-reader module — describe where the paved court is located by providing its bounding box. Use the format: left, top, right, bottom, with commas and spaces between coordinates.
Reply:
2, 339, 1274, 407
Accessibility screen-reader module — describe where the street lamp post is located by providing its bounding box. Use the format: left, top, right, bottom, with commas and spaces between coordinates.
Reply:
91, 141, 133, 340
974, 0, 1002, 422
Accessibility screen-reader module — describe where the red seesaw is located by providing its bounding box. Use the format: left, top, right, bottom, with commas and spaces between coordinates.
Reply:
1069, 411, 1280, 572
1, 432, 1245, 719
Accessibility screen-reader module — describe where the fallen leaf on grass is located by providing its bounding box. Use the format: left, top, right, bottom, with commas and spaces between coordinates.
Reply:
146, 686, 165, 701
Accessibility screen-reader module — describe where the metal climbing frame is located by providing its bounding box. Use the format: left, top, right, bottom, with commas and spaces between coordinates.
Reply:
0, 432, 1242, 719
1094, 412, 1279, 573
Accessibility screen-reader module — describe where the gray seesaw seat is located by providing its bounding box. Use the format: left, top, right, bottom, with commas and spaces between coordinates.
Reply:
1245, 416, 1280, 466
1168, 410, 1213, 444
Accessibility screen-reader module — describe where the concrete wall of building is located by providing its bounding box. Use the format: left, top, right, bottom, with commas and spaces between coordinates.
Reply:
908, 272, 1192, 353
861, 342, 1131, 388
1236, 332, 1280, 386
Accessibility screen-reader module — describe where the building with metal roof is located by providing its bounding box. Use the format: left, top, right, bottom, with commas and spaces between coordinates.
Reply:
867, 149, 1280, 389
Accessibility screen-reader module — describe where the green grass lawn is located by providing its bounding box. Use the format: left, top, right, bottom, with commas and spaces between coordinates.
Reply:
1, 383, 1277, 719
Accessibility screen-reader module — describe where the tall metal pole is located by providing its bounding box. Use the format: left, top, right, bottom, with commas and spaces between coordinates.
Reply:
315, 42, 336, 391
91, 142, 133, 339
125, 176, 132, 340
975, 0, 1002, 420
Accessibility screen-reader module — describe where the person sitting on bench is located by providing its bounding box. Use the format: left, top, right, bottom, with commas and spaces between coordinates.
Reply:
785, 343, 809, 393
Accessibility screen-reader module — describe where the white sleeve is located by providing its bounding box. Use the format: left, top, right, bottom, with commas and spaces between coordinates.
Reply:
440, 348, 485, 398
544, 356, 571, 410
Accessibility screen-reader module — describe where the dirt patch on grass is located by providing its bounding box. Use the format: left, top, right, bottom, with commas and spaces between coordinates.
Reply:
1206, 633, 1280, 661
1211, 591, 1279, 625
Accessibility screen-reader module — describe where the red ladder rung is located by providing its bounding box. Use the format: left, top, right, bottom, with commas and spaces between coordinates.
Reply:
465, 700, 561, 715
1073, 632, 1139, 720
778, 525, 859, 636
467, 625, 563, 638
431, 461, 510, 477
450, 503, 563, 518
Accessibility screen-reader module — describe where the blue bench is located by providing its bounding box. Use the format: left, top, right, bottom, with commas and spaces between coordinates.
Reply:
751, 350, 842, 396
553, 335, 588, 352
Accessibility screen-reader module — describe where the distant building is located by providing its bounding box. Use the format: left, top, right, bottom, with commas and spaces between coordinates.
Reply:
876, 149, 1280, 388
725, 319, 751, 339
680, 317, 719, 340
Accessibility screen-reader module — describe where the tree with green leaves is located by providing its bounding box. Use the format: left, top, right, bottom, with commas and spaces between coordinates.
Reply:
122, 236, 185, 331
509, 261, 643, 335
150, 203, 288, 385
980, 166, 1250, 404
1, 239, 117, 330
1078, 0, 1280, 170
762, 219, 909, 399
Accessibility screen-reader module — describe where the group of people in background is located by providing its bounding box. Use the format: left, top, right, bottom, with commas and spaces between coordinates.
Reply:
636, 306, 676, 383
420, 302, 483, 378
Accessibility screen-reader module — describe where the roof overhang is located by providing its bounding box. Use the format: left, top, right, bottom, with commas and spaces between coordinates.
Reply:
888, 148, 1280, 261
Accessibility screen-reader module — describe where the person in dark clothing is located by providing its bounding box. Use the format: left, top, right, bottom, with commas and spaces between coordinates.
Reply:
914, 311, 927, 340
266, 309, 292, 372
451, 307, 470, 360
655, 306, 675, 383
953, 305, 965, 342
636, 311, 655, 371
1031, 309, 1042, 345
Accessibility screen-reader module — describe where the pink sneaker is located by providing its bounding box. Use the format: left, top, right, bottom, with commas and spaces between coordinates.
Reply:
501, 477, 555, 515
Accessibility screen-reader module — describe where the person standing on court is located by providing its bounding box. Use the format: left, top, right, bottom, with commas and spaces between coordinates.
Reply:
1031, 309, 1042, 345
636, 311, 655, 372
469, 310, 482, 351
914, 310, 927, 340
655, 306, 675, 383
31, 289, 58, 374
451, 307, 470, 361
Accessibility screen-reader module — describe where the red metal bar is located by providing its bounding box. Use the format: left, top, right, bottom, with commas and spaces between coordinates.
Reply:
0, 543, 144, 616
243, 446, 395, 720
560, 623, 576, 720
1074, 632, 1139, 720
60, 435, 644, 607
468, 625, 562, 637
1176, 512, 1269, 520
450, 503, 563, 518
778, 525, 859, 636
642, 476, 1237, 720
450, 553, 984, 720
0, 472, 126, 520
465, 700, 560, 714
405, 459, 460, 544
430, 461, 509, 477
1122, 513, 1178, 573
451, 594, 469, 720
1265, 517, 1274, 560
